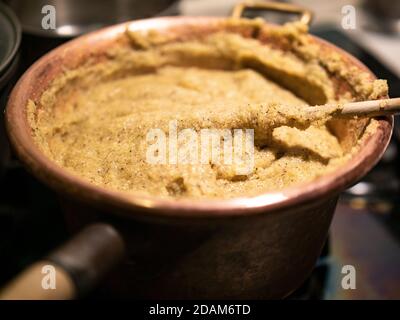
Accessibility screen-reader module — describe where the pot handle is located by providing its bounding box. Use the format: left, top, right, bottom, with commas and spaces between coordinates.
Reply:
0, 223, 125, 300
231, 1, 313, 26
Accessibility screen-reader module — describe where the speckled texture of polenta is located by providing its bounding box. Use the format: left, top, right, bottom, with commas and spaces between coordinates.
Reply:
27, 21, 388, 199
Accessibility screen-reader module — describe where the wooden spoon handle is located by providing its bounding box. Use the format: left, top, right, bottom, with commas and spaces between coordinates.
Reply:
339, 97, 400, 117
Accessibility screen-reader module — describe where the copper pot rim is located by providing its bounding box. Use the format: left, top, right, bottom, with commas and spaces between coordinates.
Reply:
5, 16, 393, 219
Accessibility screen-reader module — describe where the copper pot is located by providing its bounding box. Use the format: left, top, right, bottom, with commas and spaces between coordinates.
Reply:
1, 2, 393, 299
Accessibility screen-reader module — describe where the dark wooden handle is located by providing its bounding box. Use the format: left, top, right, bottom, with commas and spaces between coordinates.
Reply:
0, 223, 125, 300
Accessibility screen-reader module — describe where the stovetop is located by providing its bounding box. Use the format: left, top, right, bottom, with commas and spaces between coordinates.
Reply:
0, 12, 399, 299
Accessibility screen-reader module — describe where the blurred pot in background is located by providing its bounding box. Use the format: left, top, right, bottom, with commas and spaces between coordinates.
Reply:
4, 0, 179, 38
0, 2, 21, 177
4, 0, 179, 74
